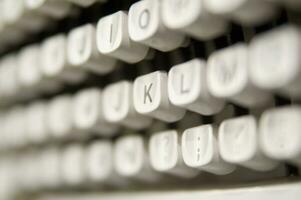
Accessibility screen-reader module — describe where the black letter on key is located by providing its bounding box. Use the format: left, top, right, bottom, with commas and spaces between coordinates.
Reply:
144, 83, 153, 104
139, 9, 150, 29
180, 74, 189, 94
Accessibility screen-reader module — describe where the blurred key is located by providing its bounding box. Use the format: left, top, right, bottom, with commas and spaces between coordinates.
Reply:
0, 0, 26, 44
115, 134, 159, 182
47, 95, 74, 139
0, 55, 20, 100
25, 0, 72, 19
1, 115, 11, 149
25, 152, 45, 191
25, 101, 49, 144
0, 66, 6, 100
0, 115, 5, 150
2, 0, 26, 28
2, 0, 48, 32
134, 71, 186, 122
129, 0, 186, 52
16, 45, 42, 95
0, 161, 15, 199
39, 147, 62, 188
260, 106, 301, 166
168, 59, 225, 115
207, 43, 272, 107
182, 124, 235, 175
250, 25, 301, 98
5, 107, 27, 148
103, 81, 152, 129
204, 0, 277, 25
68, 24, 117, 74
41, 34, 86, 84
219, 115, 278, 171
0, 1, 4, 39
61, 144, 86, 186
18, 153, 40, 191
162, 0, 227, 40
150, 130, 199, 178
0, 114, 10, 150
73, 88, 118, 136
96, 11, 149, 63
85, 140, 116, 184
67, 0, 106, 7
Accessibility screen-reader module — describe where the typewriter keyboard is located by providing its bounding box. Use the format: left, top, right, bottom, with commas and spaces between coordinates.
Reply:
0, 0, 301, 200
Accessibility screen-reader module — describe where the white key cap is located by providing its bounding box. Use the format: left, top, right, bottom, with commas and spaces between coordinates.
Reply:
219, 115, 278, 171
25, 0, 72, 19
96, 11, 149, 63
0, 164, 8, 199
168, 59, 225, 115
182, 124, 235, 175
61, 144, 86, 186
68, 24, 117, 74
0, 8, 8, 45
115, 134, 159, 182
3, 0, 48, 32
13, 108, 28, 148
0, 161, 15, 199
134, 71, 186, 122
103, 81, 152, 129
3, 111, 22, 149
40, 147, 62, 188
85, 140, 115, 183
0, 115, 11, 150
204, 0, 277, 25
0, 4, 4, 30
73, 88, 118, 136
41, 34, 86, 84
0, 115, 5, 150
150, 130, 199, 178
129, 0, 186, 52
162, 0, 227, 40
5, 107, 27, 148
47, 95, 74, 139
67, 0, 106, 7
250, 25, 301, 98
30, 152, 46, 191
207, 43, 272, 107
25, 101, 48, 144
0, 69, 4, 100
1, 116, 10, 150
0, 65, 6, 100
0, 2, 15, 40
2, 0, 25, 27
16, 45, 42, 93
16, 155, 30, 191
19, 153, 41, 191
0, 55, 20, 100
260, 106, 301, 166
